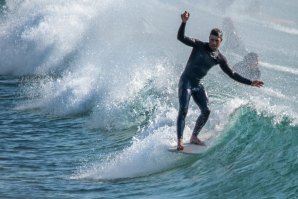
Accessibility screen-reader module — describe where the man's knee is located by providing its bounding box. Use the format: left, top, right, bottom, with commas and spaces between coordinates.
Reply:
202, 108, 211, 117
178, 108, 188, 118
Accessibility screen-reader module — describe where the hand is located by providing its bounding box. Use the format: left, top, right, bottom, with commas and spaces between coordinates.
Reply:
251, 80, 264, 87
181, 11, 190, 23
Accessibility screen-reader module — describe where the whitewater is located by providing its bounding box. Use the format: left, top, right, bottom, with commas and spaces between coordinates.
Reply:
0, 0, 297, 198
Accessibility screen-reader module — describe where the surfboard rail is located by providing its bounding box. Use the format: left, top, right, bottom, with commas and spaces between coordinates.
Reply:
168, 143, 207, 155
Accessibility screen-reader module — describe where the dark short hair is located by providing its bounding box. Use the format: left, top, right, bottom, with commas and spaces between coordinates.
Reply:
210, 28, 223, 39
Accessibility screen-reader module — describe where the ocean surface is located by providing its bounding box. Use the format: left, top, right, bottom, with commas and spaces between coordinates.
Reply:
0, 0, 297, 198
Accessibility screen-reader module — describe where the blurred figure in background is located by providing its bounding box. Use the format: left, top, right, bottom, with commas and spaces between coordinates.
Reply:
221, 17, 248, 56
233, 52, 260, 80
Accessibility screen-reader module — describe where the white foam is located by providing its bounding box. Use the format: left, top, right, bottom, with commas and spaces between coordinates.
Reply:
17, 63, 101, 115
249, 95, 298, 126
0, 0, 114, 75
73, 107, 179, 180
73, 97, 248, 180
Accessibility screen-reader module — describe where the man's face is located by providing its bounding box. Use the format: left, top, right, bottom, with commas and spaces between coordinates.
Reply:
250, 58, 259, 68
209, 35, 222, 51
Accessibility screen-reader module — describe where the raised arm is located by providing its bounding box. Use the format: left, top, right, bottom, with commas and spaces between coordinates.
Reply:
177, 11, 197, 47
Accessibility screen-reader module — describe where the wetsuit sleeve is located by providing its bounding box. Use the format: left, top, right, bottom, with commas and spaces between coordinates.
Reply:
177, 22, 197, 47
218, 54, 252, 85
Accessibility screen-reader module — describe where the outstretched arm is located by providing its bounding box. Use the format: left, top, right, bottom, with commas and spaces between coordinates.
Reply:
219, 55, 264, 87
251, 80, 264, 87
177, 11, 197, 47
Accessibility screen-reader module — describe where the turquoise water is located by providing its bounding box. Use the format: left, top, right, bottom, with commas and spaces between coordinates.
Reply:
1, 0, 298, 198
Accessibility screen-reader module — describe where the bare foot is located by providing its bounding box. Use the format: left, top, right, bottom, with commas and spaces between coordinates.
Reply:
177, 139, 184, 151
190, 135, 205, 146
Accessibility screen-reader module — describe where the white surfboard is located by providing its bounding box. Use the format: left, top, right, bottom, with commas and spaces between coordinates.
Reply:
168, 143, 207, 155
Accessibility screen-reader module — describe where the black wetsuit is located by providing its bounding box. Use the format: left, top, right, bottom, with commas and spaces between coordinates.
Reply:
177, 22, 252, 140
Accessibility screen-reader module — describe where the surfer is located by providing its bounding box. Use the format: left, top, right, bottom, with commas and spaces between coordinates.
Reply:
176, 11, 264, 151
